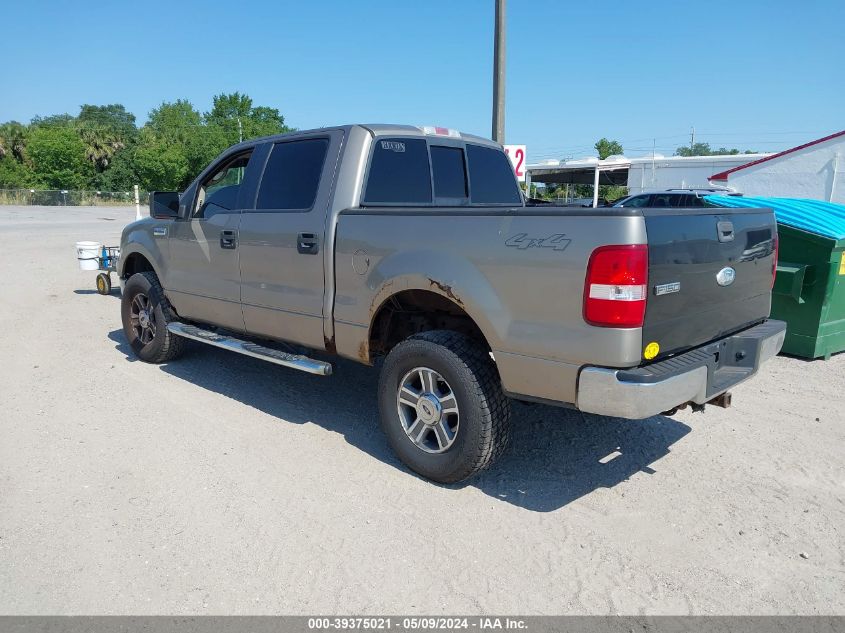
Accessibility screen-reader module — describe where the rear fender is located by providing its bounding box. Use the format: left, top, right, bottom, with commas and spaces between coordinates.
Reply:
365, 249, 508, 353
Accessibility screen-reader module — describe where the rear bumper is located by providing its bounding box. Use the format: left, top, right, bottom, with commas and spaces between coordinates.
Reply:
576, 320, 786, 419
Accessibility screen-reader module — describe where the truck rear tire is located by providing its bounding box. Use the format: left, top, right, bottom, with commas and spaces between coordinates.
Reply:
378, 330, 511, 483
121, 271, 185, 364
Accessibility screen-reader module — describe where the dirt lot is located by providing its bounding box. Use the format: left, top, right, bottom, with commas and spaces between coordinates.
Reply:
0, 205, 842, 615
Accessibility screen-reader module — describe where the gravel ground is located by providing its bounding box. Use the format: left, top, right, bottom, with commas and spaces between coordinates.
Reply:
0, 205, 843, 615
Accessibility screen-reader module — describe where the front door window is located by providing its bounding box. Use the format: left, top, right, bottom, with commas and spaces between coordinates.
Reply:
194, 153, 251, 218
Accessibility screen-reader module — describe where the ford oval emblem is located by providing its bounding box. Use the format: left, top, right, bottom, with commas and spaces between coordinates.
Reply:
716, 267, 736, 286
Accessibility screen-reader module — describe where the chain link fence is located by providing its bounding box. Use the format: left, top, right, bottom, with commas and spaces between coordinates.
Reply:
0, 189, 150, 206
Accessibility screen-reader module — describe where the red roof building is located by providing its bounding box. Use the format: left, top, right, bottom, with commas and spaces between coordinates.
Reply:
708, 130, 845, 204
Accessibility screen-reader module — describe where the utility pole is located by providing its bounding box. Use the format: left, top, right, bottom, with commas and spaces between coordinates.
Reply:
690, 126, 695, 152
492, 0, 506, 143
237, 116, 243, 143
651, 138, 656, 185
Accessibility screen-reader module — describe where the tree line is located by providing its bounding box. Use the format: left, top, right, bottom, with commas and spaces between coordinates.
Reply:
595, 137, 757, 160
0, 92, 291, 192
1, 98, 758, 196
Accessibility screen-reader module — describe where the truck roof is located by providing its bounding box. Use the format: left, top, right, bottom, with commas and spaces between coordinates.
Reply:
226, 124, 501, 152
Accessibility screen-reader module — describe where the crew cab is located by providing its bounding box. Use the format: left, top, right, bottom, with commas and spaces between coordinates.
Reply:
118, 124, 785, 483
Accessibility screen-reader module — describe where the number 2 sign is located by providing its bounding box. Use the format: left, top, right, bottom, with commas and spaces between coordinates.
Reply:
503, 145, 527, 182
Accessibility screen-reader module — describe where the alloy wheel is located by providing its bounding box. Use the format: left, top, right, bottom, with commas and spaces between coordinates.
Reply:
396, 366, 460, 453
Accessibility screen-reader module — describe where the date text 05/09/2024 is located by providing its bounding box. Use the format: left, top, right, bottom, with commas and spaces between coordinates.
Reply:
307, 617, 527, 631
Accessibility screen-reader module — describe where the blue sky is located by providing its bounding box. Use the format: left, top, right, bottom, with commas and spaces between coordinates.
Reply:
2, 0, 842, 161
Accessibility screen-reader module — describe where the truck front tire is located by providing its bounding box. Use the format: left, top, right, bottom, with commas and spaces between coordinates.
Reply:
378, 330, 511, 483
121, 271, 184, 364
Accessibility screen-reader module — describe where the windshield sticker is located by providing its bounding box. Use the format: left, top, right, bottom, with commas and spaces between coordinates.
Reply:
380, 141, 406, 153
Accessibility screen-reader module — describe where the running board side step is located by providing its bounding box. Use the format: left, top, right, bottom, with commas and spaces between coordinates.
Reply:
166, 322, 332, 376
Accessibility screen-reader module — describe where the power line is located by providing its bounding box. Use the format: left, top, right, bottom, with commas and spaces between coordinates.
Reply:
523, 128, 837, 159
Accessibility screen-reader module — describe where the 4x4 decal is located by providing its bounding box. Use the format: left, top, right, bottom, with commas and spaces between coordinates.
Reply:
505, 233, 571, 251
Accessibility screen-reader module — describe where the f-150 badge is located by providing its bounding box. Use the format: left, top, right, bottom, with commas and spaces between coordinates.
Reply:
654, 282, 681, 296
505, 233, 571, 251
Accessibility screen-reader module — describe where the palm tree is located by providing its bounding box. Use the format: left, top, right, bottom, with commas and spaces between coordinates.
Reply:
76, 104, 137, 171
78, 124, 125, 170
0, 122, 28, 162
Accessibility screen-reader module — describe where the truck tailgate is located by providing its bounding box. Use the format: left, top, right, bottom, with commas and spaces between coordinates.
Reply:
643, 208, 777, 357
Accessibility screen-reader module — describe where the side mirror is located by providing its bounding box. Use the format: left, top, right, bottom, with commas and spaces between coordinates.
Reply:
150, 191, 180, 219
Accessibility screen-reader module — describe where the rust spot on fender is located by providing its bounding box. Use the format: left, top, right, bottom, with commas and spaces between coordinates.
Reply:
427, 278, 464, 307
358, 339, 371, 364
370, 279, 396, 316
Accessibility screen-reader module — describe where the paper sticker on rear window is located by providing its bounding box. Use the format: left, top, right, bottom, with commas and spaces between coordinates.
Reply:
380, 140, 405, 153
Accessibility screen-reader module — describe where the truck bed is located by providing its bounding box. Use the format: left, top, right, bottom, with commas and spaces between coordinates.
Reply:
333, 204, 776, 404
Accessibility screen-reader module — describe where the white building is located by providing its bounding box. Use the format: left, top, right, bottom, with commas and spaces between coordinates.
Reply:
526, 152, 772, 204
626, 154, 770, 194
708, 130, 845, 203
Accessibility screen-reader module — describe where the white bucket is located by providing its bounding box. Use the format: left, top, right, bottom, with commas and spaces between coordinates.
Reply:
76, 241, 102, 271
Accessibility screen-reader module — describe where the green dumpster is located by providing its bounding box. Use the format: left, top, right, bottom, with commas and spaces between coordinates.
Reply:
706, 196, 845, 360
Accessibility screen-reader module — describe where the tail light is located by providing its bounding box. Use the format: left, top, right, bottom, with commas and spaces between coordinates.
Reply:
583, 244, 648, 328
771, 233, 779, 288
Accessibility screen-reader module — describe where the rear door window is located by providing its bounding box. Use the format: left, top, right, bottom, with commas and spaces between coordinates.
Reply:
430, 146, 467, 200
622, 194, 651, 208
466, 144, 522, 204
651, 193, 683, 207
364, 138, 432, 205
256, 138, 329, 211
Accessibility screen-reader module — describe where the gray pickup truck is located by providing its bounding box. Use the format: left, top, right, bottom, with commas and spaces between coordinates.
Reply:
118, 124, 785, 483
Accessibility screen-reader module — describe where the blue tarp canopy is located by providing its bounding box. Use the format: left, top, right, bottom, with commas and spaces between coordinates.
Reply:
704, 195, 845, 240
